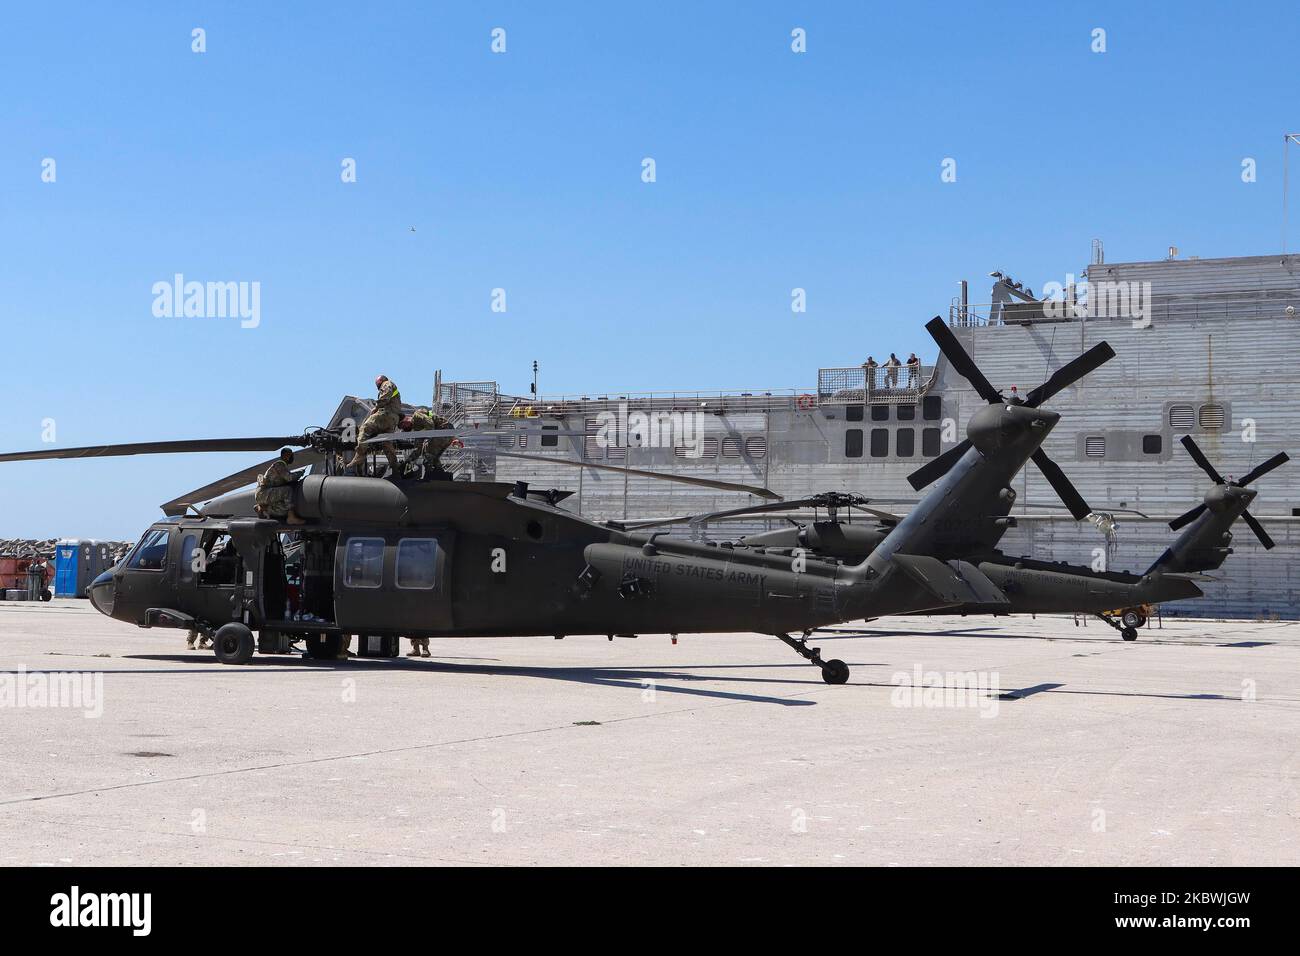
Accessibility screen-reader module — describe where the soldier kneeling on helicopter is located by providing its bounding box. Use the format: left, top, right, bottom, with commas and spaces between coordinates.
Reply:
347, 374, 403, 477
399, 406, 458, 478
254, 448, 306, 524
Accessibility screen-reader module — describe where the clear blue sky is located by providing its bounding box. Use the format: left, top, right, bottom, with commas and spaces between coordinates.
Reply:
1, 1, 1296, 539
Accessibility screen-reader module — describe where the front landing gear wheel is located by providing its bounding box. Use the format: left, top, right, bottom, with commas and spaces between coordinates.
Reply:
213, 622, 255, 665
1121, 626, 1138, 642
821, 659, 850, 684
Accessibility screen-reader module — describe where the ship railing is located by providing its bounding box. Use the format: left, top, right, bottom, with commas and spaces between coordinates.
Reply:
816, 365, 936, 405
951, 289, 1300, 327
508, 389, 813, 417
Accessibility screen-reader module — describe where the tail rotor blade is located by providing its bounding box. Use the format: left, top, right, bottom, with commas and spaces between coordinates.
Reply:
1168, 502, 1208, 531
924, 317, 1003, 404
1180, 435, 1225, 485
1235, 451, 1290, 487
1022, 341, 1116, 408
906, 438, 972, 491
1031, 448, 1092, 520
1240, 510, 1276, 550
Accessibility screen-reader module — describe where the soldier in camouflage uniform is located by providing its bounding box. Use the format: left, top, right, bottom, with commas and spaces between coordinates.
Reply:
406, 636, 431, 657
400, 406, 456, 477
255, 448, 305, 524
347, 375, 403, 476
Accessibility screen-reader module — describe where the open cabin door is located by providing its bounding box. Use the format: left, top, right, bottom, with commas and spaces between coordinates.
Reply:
333, 530, 455, 634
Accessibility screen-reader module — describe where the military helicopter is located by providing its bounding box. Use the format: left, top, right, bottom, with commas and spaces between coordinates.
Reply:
0, 321, 1285, 679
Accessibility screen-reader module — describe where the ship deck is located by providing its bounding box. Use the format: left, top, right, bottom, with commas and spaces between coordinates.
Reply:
1, 600, 1296, 865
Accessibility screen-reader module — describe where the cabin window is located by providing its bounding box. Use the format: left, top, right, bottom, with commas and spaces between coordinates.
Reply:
870, 428, 889, 458
1198, 403, 1225, 429
896, 404, 916, 421
1168, 404, 1194, 430
199, 532, 239, 586
922, 427, 941, 457
845, 429, 864, 458
396, 538, 440, 591
541, 426, 558, 447
922, 395, 942, 421
126, 528, 169, 572
1142, 434, 1162, 454
745, 436, 767, 459
846, 405, 864, 422
871, 405, 890, 422
1085, 436, 1106, 458
178, 533, 198, 582
343, 537, 385, 589
896, 428, 915, 458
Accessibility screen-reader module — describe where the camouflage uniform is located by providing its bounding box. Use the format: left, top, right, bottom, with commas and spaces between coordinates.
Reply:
255, 458, 298, 518
352, 379, 402, 474
408, 407, 453, 474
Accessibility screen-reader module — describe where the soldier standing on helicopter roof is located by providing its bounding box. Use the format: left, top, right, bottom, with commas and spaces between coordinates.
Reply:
254, 448, 306, 524
347, 375, 403, 476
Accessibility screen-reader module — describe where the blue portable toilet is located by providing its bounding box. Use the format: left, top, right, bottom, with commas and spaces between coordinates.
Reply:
55, 539, 112, 598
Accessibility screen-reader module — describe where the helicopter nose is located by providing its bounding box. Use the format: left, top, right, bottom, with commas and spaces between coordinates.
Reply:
87, 569, 115, 617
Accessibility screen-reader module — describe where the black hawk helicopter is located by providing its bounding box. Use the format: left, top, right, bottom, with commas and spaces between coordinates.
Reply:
0, 321, 1285, 680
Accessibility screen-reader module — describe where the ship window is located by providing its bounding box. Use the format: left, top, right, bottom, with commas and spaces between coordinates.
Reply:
846, 405, 864, 422
1142, 434, 1162, 454
1199, 403, 1225, 429
896, 428, 915, 458
541, 426, 558, 447
871, 405, 889, 422
845, 429, 864, 458
1085, 437, 1106, 458
744, 436, 767, 459
922, 427, 941, 457
126, 528, 169, 572
497, 427, 516, 448
922, 395, 942, 421
1169, 404, 1194, 430
343, 537, 385, 589
721, 436, 742, 458
897, 404, 916, 421
870, 428, 889, 458
700, 437, 718, 458
584, 418, 602, 458
396, 538, 440, 591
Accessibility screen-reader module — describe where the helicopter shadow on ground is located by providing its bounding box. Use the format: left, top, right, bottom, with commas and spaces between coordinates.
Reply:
113, 653, 850, 706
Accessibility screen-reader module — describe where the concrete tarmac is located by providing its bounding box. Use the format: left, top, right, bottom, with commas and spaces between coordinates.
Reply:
1, 599, 1296, 866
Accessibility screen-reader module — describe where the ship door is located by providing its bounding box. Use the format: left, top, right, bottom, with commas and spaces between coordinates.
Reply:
334, 531, 455, 634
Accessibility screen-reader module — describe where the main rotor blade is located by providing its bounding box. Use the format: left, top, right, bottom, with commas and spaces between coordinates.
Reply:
159, 450, 327, 516
610, 496, 902, 531
1168, 502, 1207, 531
1235, 451, 1290, 487
925, 316, 1003, 404
1022, 341, 1116, 408
1031, 448, 1092, 520
906, 438, 972, 491
0, 437, 306, 464
1240, 509, 1276, 550
1179, 435, 1225, 485
489, 450, 781, 500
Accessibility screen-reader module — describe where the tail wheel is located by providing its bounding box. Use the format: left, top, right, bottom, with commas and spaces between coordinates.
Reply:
40, 588, 52, 602
1121, 626, 1138, 642
213, 623, 255, 665
821, 659, 850, 684
1120, 609, 1146, 629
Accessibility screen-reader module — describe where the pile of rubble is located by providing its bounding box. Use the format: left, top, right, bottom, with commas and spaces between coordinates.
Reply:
0, 538, 134, 563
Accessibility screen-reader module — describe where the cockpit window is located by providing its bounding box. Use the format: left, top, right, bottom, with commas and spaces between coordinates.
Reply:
126, 528, 170, 571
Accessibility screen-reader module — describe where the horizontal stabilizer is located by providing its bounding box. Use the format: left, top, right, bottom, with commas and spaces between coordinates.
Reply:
892, 554, 1010, 611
